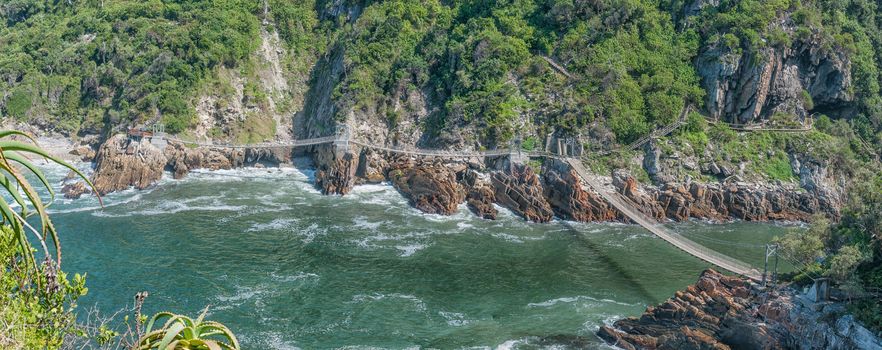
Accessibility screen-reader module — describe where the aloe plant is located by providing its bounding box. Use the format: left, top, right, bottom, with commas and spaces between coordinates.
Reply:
0, 130, 99, 275
138, 307, 240, 350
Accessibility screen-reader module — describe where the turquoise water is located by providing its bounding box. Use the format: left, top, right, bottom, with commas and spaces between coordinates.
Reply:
38, 164, 796, 349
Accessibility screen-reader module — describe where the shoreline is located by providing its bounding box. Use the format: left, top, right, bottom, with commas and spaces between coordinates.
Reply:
33, 129, 841, 226
597, 269, 882, 349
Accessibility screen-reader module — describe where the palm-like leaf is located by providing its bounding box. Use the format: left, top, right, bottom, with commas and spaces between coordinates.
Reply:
0, 130, 101, 276
139, 308, 240, 350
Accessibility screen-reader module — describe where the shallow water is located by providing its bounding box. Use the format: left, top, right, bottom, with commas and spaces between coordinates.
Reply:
36, 164, 797, 349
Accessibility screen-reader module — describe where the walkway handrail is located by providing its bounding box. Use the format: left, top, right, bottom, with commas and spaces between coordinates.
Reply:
567, 159, 762, 280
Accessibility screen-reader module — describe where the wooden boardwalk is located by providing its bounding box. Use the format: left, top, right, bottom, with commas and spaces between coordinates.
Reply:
567, 159, 762, 280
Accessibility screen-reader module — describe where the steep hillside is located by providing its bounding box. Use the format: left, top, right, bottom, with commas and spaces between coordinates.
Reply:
1, 0, 880, 188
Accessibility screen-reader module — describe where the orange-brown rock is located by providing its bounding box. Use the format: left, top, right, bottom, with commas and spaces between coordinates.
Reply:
163, 142, 246, 179
313, 144, 360, 195
597, 269, 790, 350
90, 134, 166, 195
389, 163, 466, 215
491, 162, 553, 223
463, 170, 497, 219
541, 159, 619, 222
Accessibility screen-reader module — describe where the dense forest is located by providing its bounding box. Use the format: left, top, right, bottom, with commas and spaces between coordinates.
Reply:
1, 0, 882, 345
1, 0, 880, 149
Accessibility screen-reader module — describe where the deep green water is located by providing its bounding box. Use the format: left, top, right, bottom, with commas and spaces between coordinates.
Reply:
40, 164, 797, 349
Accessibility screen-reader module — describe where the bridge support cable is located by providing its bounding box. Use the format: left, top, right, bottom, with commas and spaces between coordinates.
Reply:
566, 159, 763, 280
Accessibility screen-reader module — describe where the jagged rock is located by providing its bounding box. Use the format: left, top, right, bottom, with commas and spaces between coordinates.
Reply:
357, 150, 389, 184
611, 170, 666, 220
163, 142, 246, 179
696, 25, 852, 124
491, 162, 553, 223
598, 269, 882, 350
542, 159, 618, 222
69, 145, 95, 161
389, 162, 466, 215
610, 170, 834, 222
90, 134, 166, 195
463, 170, 497, 219
61, 181, 91, 199
313, 144, 360, 195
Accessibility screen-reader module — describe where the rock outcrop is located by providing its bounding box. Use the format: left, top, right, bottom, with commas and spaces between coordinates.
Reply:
598, 269, 882, 350
163, 143, 246, 179
463, 170, 498, 219
695, 20, 853, 124
389, 162, 466, 215
542, 159, 619, 222
491, 161, 554, 223
61, 181, 91, 199
313, 144, 360, 195
90, 135, 166, 195
611, 170, 834, 222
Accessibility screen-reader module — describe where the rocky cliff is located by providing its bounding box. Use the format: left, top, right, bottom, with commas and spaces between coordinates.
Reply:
87, 134, 841, 225
598, 269, 882, 350
694, 13, 853, 124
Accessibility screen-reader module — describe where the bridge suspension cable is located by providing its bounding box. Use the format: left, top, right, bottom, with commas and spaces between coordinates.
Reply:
151, 115, 767, 280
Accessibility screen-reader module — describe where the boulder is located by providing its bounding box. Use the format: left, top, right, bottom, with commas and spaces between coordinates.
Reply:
389, 163, 466, 215
542, 159, 618, 222
90, 134, 166, 195
491, 162, 553, 223
61, 181, 91, 199
463, 170, 497, 219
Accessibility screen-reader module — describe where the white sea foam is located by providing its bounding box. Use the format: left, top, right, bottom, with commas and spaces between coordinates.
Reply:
298, 223, 327, 243
395, 244, 426, 257
271, 271, 319, 283
247, 218, 300, 232
527, 295, 637, 308
350, 293, 427, 312
438, 311, 471, 327
352, 216, 386, 231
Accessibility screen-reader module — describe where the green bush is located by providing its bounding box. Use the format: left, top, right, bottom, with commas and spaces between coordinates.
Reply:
5, 89, 31, 120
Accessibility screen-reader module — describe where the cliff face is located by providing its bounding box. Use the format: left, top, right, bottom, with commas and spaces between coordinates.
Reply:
695, 19, 853, 124
598, 269, 882, 350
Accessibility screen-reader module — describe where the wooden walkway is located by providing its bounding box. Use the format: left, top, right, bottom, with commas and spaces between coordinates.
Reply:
567, 159, 762, 280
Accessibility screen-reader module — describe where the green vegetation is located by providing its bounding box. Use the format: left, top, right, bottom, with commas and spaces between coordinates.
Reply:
0, 130, 239, 348
2, 0, 881, 154
138, 308, 240, 350
0, 131, 93, 347
775, 171, 882, 331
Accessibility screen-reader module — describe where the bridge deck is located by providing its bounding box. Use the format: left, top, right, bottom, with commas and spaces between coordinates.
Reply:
566, 159, 762, 280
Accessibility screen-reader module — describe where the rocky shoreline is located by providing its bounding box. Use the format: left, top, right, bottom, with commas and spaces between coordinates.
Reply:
67, 132, 841, 225
597, 269, 882, 350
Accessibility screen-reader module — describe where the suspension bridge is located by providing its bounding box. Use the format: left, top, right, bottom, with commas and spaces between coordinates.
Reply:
142, 115, 763, 281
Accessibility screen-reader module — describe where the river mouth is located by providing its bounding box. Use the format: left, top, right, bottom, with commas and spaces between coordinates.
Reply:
44, 165, 797, 349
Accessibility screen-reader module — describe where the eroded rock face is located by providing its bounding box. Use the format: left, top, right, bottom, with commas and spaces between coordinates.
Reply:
90, 134, 166, 195
163, 142, 247, 179
389, 162, 466, 215
313, 144, 360, 195
598, 269, 882, 350
61, 181, 91, 199
491, 162, 554, 223
611, 170, 833, 222
696, 28, 852, 124
542, 159, 619, 222
463, 170, 497, 219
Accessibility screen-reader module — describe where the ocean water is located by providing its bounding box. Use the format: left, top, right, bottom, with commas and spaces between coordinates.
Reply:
35, 163, 797, 349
